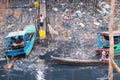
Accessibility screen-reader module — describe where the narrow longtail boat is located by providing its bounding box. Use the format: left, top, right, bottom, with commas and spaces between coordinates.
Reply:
95, 30, 120, 56
4, 24, 36, 57
51, 56, 108, 66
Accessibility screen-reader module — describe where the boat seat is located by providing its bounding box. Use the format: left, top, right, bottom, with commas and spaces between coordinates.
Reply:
11, 45, 24, 50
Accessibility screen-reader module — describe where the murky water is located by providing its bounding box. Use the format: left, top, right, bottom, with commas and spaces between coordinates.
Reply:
0, 58, 120, 80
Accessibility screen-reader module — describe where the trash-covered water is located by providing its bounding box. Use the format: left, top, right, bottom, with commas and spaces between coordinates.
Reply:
0, 56, 120, 80
1, 0, 120, 80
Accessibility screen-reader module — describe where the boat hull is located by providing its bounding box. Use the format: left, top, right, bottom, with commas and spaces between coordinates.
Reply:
51, 56, 108, 66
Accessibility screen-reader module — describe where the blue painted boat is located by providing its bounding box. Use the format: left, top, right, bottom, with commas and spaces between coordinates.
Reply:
4, 24, 36, 56
95, 30, 120, 56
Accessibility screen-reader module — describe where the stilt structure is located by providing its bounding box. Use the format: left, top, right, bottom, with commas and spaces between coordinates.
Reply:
108, 0, 120, 78
108, 0, 115, 80
111, 59, 120, 74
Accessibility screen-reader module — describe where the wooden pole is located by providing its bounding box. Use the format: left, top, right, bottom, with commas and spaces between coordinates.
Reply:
37, 0, 40, 31
72, 0, 74, 6
108, 0, 115, 80
6, 0, 8, 9
111, 59, 120, 74
29, 0, 30, 7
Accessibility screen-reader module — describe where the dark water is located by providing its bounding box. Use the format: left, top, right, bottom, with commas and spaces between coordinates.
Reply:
46, 65, 108, 80
0, 54, 120, 80
0, 65, 119, 80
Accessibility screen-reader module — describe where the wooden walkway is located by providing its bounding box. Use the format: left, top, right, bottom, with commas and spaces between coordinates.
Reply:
40, 1, 46, 18
39, 1, 46, 39
40, 1, 46, 29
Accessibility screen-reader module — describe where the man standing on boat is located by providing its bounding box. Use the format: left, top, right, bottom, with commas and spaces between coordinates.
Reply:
39, 14, 45, 29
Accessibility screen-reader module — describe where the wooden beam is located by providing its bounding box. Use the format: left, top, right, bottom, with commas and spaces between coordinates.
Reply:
108, 0, 115, 80
6, 0, 8, 9
111, 59, 120, 74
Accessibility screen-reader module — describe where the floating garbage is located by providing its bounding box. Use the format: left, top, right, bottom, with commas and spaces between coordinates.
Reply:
1, 75, 6, 77
76, 10, 81, 17
94, 22, 100, 26
45, 0, 119, 61
52, 7, 59, 12
79, 23, 85, 27
29, 8, 32, 11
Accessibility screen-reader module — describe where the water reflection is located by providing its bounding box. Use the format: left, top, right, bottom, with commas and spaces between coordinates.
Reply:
0, 55, 120, 80
36, 70, 45, 80
45, 65, 108, 80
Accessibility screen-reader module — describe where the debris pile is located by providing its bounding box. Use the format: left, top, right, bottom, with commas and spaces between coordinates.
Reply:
0, 0, 120, 63
46, 0, 120, 59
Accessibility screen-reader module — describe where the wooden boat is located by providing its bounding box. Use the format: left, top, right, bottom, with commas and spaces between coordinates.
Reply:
4, 24, 36, 56
95, 30, 120, 55
51, 56, 108, 66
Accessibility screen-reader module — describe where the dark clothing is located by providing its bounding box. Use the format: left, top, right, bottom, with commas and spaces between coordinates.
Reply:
11, 36, 24, 49
11, 45, 24, 49
40, 22, 43, 27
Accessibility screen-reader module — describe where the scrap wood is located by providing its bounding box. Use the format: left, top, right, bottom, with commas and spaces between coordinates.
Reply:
56, 23, 64, 30
2, 62, 13, 69
48, 24, 58, 35
56, 23, 68, 37
111, 59, 120, 74
55, 13, 63, 25
84, 32, 89, 39
13, 8, 22, 20
48, 24, 58, 39
2, 57, 18, 69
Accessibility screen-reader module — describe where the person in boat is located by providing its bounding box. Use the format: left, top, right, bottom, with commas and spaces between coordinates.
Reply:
99, 51, 108, 62
11, 36, 25, 49
114, 37, 118, 44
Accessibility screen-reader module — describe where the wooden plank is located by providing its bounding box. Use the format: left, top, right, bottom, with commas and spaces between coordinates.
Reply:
55, 13, 63, 25
13, 8, 22, 20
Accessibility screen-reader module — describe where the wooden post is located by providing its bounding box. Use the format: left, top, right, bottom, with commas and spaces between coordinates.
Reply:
72, 0, 74, 6
93, 0, 98, 13
108, 0, 115, 80
29, 0, 30, 7
6, 0, 8, 9
37, 0, 40, 31
111, 59, 120, 74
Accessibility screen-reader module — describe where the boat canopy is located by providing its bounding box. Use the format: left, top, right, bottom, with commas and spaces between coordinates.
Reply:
100, 30, 120, 36
5, 31, 26, 38
24, 24, 36, 33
